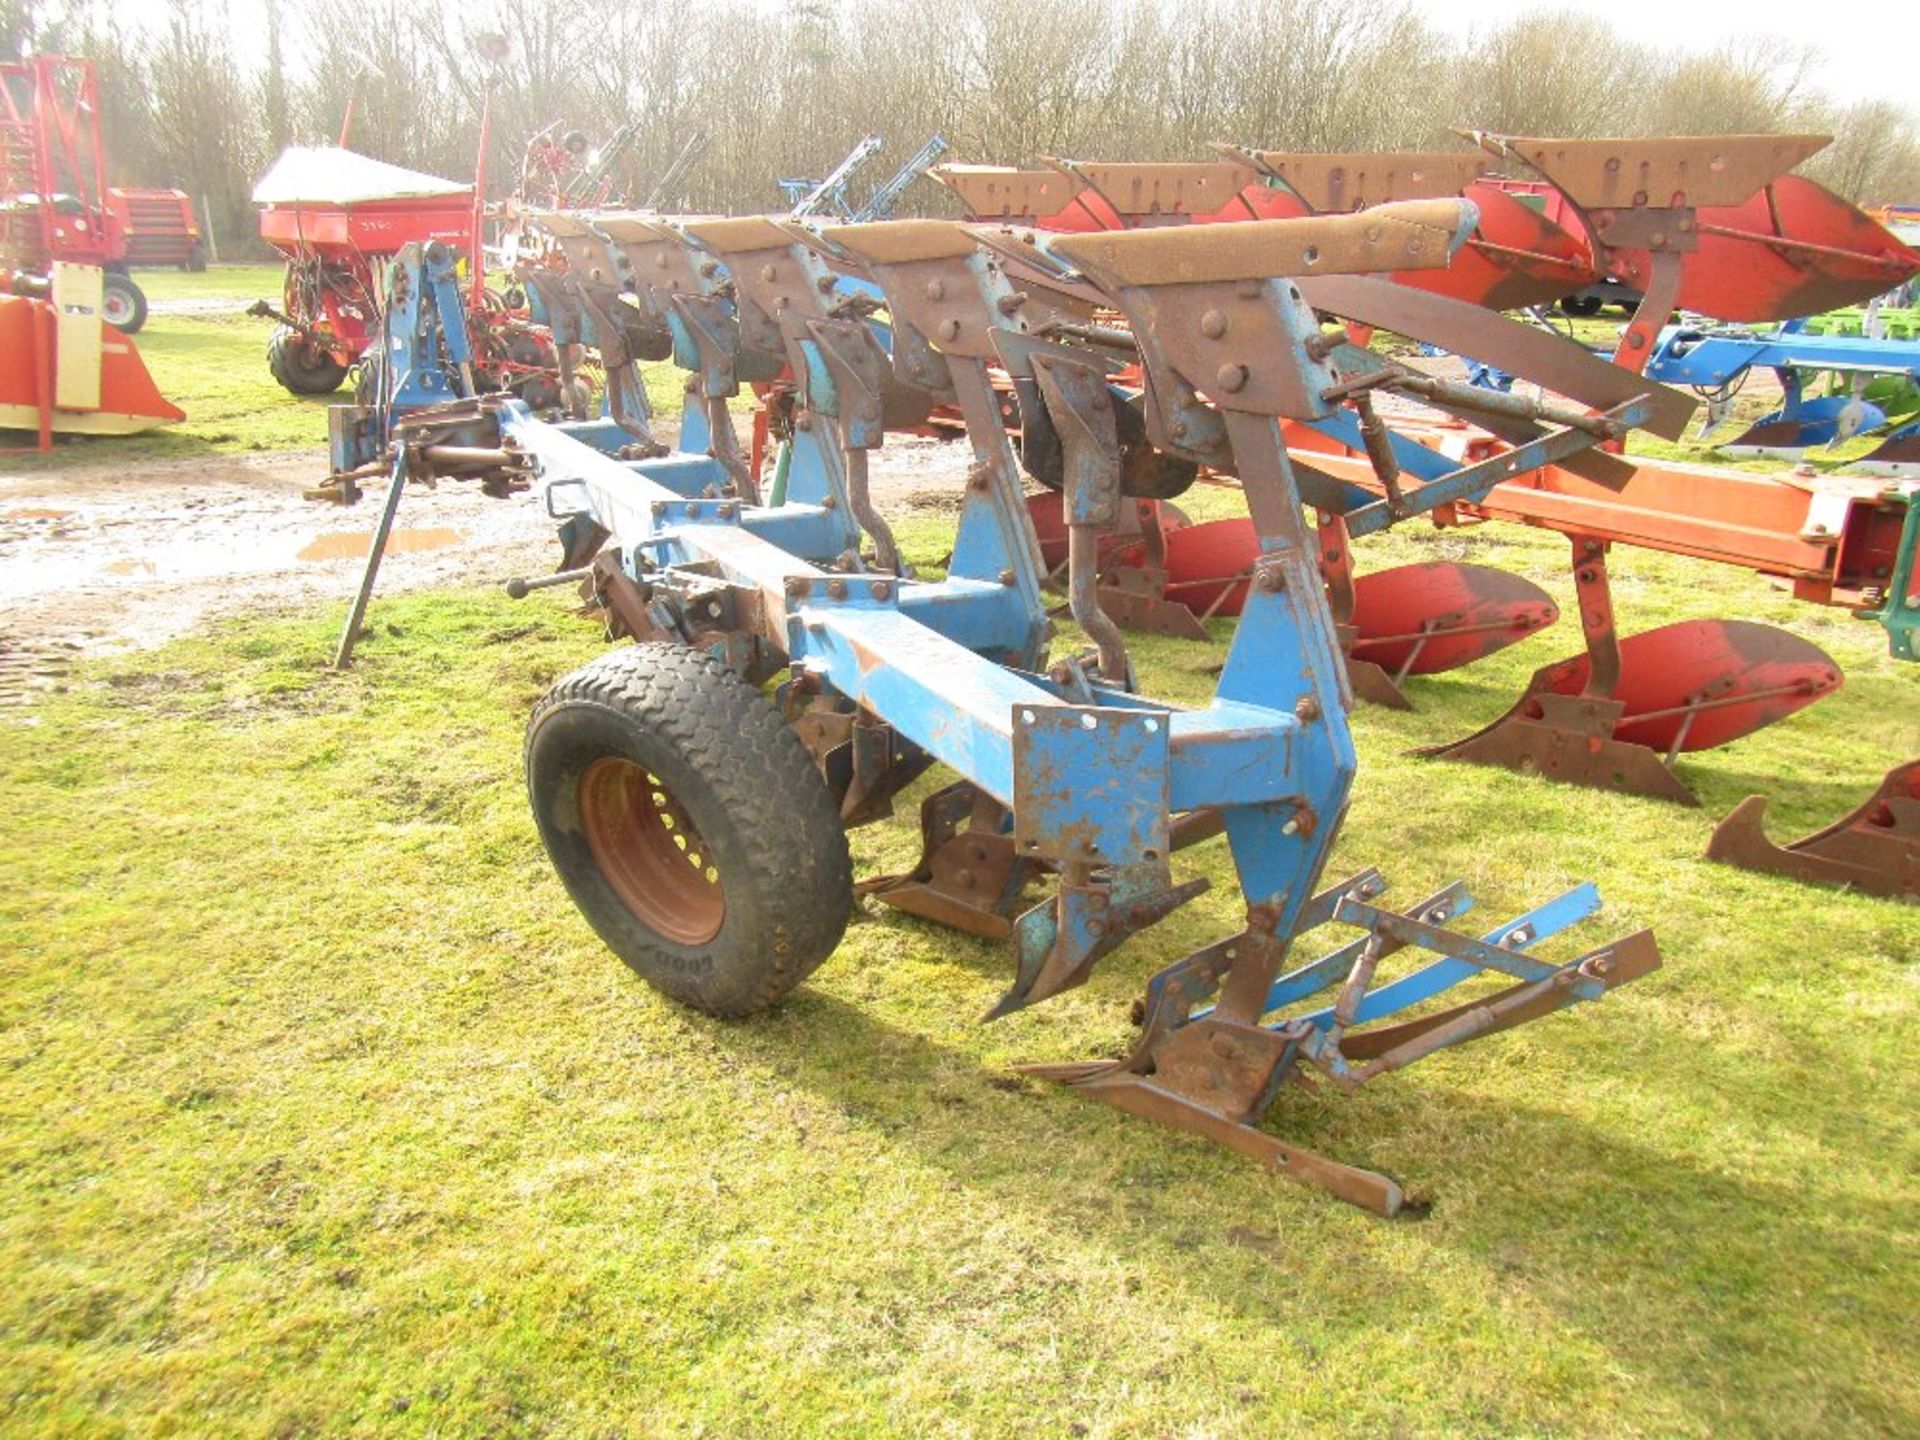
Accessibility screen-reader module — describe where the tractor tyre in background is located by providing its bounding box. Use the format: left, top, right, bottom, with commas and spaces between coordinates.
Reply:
266, 325, 350, 395
526, 643, 854, 1018
101, 271, 148, 333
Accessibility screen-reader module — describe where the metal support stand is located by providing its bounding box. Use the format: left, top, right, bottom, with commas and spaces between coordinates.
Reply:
332, 451, 409, 669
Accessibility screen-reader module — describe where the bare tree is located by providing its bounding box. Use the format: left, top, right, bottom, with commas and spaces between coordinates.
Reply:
9, 0, 1912, 255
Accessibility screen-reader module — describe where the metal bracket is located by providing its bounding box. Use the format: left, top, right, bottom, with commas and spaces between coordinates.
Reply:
1011, 704, 1170, 865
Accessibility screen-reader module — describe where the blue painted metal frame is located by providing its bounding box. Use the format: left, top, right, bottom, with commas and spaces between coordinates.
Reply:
381, 205, 1669, 1209
511, 216, 1644, 1023
1647, 323, 1920, 452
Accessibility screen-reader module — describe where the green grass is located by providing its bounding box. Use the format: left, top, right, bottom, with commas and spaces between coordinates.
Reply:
3, 264, 702, 470
137, 262, 291, 304
1, 507, 1914, 1436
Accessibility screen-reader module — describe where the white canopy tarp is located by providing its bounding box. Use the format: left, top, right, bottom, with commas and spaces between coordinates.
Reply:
252, 146, 471, 206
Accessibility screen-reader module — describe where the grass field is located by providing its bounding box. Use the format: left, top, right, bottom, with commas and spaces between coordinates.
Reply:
5, 264, 697, 469
2, 495, 1915, 1435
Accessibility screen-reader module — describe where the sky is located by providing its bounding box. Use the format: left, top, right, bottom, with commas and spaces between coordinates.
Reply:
1417, 0, 1916, 118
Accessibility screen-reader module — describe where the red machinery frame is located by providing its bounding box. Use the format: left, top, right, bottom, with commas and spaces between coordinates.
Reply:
0, 54, 118, 269
255, 169, 476, 373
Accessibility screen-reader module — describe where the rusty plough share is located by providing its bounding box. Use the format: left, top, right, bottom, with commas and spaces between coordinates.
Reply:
349, 185, 1720, 1212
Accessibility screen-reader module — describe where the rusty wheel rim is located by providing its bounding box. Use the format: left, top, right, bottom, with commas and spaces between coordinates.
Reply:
577, 757, 725, 946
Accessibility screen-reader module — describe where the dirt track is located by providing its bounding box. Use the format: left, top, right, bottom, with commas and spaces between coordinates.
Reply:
0, 432, 974, 701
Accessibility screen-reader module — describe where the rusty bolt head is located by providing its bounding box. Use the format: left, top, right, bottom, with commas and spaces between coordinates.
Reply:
684, 502, 699, 517
1169, 420, 1188, 440
1216, 362, 1249, 394
998, 568, 1016, 586
759, 264, 777, 282
1092, 502, 1114, 524
954, 868, 976, 890
1295, 695, 1321, 723
968, 464, 991, 491
1049, 663, 1072, 684
1199, 308, 1228, 339
1257, 567, 1285, 593
827, 578, 849, 600
925, 279, 945, 301
785, 576, 811, 598
699, 259, 718, 277
997, 292, 1028, 315
868, 579, 891, 601
816, 274, 836, 293
938, 318, 962, 342
819, 493, 836, 509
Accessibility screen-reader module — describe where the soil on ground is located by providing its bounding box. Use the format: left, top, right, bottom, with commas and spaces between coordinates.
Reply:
0, 432, 977, 701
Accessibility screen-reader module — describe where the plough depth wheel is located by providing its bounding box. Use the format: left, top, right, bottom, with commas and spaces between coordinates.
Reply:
526, 643, 853, 1016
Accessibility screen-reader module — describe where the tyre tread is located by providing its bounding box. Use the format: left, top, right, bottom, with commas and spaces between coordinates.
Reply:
527, 643, 852, 1016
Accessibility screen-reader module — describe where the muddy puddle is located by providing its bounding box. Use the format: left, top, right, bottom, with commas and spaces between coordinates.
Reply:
297, 527, 465, 562
0, 433, 974, 660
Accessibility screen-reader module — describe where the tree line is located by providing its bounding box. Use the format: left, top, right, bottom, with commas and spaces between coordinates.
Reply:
6, 0, 1917, 258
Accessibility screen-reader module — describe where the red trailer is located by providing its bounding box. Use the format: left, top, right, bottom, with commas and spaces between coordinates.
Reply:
106, 187, 203, 270
250, 146, 475, 394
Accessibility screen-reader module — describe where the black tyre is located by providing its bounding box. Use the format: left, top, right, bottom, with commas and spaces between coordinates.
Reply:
526, 643, 853, 1017
266, 325, 350, 395
1557, 293, 1603, 318
101, 272, 148, 333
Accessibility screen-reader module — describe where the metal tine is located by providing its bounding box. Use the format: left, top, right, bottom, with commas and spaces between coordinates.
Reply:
1330, 966, 1577, 1088
1330, 932, 1390, 1035
1187, 879, 1466, 1027
1136, 867, 1385, 1027
1253, 883, 1471, 1025
1334, 893, 1596, 991
1297, 882, 1600, 1033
